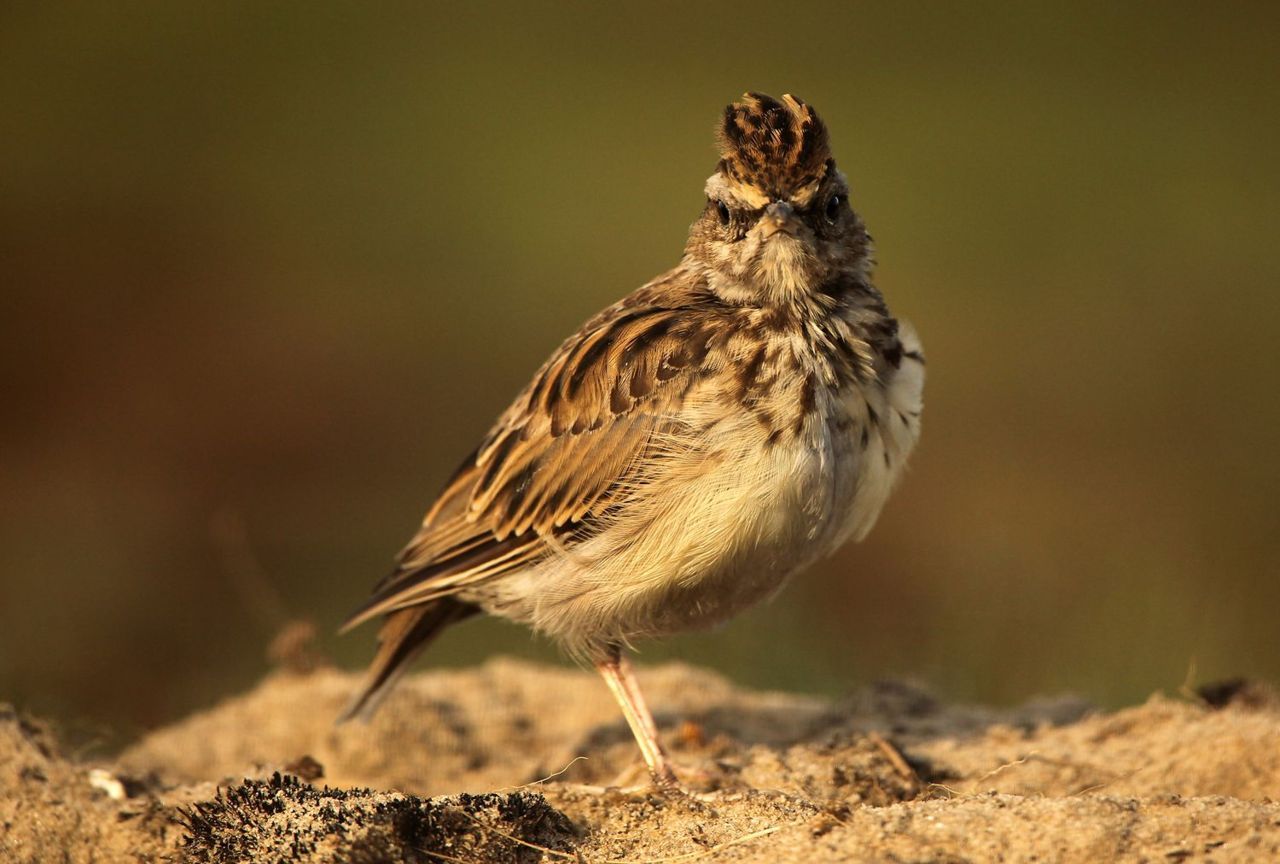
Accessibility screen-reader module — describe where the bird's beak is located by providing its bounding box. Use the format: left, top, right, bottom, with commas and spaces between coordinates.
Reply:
759, 200, 799, 238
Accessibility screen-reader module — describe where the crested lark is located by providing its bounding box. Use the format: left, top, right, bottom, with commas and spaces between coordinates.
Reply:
342, 92, 925, 788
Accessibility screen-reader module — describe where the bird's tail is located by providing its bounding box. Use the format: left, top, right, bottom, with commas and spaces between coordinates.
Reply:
336, 598, 477, 723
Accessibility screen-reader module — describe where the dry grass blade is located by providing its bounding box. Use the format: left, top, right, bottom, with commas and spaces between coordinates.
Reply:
419, 850, 475, 864
866, 730, 918, 782
493, 756, 590, 793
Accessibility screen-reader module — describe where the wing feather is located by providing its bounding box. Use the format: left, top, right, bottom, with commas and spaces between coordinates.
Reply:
341, 280, 726, 633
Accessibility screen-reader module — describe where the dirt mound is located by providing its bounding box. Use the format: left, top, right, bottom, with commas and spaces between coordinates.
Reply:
180, 777, 573, 864
3, 659, 1279, 862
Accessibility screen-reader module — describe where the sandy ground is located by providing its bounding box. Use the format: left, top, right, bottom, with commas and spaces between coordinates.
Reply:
3, 658, 1279, 862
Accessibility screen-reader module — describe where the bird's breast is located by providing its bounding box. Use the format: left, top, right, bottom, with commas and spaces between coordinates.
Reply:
476, 322, 923, 657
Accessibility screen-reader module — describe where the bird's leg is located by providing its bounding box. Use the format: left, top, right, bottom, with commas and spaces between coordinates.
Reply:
595, 646, 678, 788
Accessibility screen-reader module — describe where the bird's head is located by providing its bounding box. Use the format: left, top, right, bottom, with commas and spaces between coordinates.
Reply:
687, 93, 872, 306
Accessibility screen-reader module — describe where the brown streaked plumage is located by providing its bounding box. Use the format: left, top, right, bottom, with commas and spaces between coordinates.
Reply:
717, 92, 832, 208
341, 92, 925, 789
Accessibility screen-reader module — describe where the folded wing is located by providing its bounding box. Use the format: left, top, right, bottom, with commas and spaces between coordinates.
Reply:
342, 294, 721, 633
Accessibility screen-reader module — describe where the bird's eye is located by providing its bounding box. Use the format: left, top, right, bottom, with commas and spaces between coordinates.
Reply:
715, 200, 731, 226
824, 194, 843, 223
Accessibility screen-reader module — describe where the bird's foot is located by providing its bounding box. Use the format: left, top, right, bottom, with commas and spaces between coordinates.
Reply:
590, 758, 719, 800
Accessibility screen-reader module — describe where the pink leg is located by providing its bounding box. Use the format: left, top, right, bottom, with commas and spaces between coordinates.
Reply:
595, 647, 678, 788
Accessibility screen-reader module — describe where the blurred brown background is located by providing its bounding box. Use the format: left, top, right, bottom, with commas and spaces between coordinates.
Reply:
3, 3, 1278, 742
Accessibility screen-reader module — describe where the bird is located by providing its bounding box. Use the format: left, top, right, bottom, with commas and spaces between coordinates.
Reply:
340, 92, 925, 789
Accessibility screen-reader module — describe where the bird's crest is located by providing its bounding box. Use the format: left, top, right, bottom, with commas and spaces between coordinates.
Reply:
716, 92, 833, 207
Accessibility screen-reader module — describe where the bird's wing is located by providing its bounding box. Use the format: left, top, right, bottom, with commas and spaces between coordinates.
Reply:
341, 290, 724, 631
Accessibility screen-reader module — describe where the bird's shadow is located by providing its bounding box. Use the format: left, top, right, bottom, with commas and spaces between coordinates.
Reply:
561, 678, 1093, 788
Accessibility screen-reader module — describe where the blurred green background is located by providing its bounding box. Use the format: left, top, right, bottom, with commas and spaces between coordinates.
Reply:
3, 2, 1278, 741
